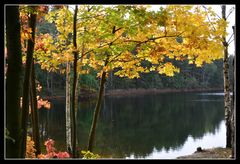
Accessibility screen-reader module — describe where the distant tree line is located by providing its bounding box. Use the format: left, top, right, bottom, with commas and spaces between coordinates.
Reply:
34, 56, 234, 96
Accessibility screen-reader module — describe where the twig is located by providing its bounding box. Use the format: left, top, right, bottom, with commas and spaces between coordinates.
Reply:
227, 33, 234, 44
226, 7, 235, 20
228, 39, 234, 45
202, 5, 217, 32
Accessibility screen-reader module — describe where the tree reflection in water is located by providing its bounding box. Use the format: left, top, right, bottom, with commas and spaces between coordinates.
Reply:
39, 92, 224, 158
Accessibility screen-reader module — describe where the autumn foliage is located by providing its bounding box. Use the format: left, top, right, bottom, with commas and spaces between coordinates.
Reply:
26, 136, 36, 158
26, 137, 100, 159
26, 136, 70, 159
19, 83, 51, 111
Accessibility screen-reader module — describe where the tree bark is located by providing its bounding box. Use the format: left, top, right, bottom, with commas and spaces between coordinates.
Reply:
30, 61, 41, 156
64, 6, 72, 153
66, 61, 72, 152
87, 71, 107, 152
231, 25, 235, 158
221, 5, 232, 149
71, 5, 78, 158
46, 72, 50, 96
6, 6, 22, 158
20, 6, 37, 158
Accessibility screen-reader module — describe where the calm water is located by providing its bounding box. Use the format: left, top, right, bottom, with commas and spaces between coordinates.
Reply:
38, 92, 225, 159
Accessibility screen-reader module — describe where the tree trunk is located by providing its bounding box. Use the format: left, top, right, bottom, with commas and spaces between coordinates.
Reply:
30, 61, 41, 156
231, 25, 236, 158
46, 72, 50, 96
75, 73, 80, 149
221, 5, 232, 149
20, 6, 37, 158
51, 73, 53, 95
63, 5, 72, 153
87, 26, 117, 152
6, 6, 22, 158
87, 71, 107, 152
71, 5, 78, 158
66, 61, 72, 152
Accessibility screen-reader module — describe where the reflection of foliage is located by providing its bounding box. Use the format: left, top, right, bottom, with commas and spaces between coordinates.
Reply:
80, 93, 224, 158
41, 93, 224, 158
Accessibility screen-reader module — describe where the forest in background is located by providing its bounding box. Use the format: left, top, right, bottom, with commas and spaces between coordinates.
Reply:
35, 57, 234, 97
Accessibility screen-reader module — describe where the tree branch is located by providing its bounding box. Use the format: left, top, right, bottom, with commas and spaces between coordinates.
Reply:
80, 34, 122, 59
228, 39, 234, 45
202, 5, 217, 32
227, 33, 234, 44
124, 32, 184, 45
77, 14, 105, 21
115, 27, 122, 33
108, 52, 123, 63
202, 5, 221, 19
87, 6, 93, 12
226, 7, 234, 20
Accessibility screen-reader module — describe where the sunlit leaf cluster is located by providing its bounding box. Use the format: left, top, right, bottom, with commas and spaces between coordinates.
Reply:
19, 5, 227, 78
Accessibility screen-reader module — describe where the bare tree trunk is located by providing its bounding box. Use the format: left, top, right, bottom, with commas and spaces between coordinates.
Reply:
51, 73, 53, 95
66, 61, 71, 152
231, 25, 236, 158
20, 6, 37, 158
87, 71, 107, 152
46, 72, 49, 96
6, 6, 22, 158
30, 61, 41, 156
64, 6, 72, 153
71, 5, 78, 158
221, 5, 232, 149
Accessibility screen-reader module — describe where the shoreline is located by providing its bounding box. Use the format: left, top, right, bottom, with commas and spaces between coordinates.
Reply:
104, 88, 223, 97
42, 87, 223, 100
177, 147, 232, 159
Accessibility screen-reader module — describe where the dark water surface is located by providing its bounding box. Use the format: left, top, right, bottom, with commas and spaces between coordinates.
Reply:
38, 92, 225, 159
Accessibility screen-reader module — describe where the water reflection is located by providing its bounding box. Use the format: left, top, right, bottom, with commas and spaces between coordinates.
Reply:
38, 92, 224, 158
127, 120, 226, 159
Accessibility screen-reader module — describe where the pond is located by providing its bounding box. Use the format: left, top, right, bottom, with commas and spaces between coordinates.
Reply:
38, 91, 225, 159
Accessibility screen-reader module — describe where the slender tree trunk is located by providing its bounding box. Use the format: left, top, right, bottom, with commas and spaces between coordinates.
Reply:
87, 71, 107, 152
20, 6, 37, 158
71, 5, 78, 158
73, 25, 85, 152
109, 71, 113, 89
75, 73, 80, 150
46, 109, 49, 137
46, 72, 49, 96
6, 6, 22, 158
51, 73, 53, 95
87, 26, 117, 152
231, 25, 236, 158
222, 5, 232, 149
30, 61, 41, 156
64, 6, 72, 153
66, 61, 71, 152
